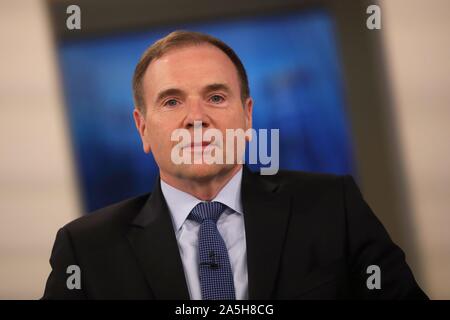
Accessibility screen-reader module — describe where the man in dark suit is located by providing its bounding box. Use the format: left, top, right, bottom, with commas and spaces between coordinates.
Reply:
43, 31, 427, 300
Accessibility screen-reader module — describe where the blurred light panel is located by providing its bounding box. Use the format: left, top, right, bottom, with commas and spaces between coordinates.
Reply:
58, 9, 357, 212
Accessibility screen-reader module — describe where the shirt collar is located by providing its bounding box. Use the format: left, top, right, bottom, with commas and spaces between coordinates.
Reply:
160, 167, 244, 232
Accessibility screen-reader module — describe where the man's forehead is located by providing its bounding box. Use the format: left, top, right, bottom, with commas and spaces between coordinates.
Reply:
143, 44, 240, 95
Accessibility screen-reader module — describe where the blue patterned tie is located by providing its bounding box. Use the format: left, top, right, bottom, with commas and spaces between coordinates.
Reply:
188, 201, 236, 300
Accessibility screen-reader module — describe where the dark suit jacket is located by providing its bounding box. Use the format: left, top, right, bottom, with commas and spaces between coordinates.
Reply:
42, 167, 428, 299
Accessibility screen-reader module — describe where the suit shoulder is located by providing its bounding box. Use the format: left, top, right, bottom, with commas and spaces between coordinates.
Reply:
62, 193, 151, 236
262, 169, 349, 187
254, 169, 359, 203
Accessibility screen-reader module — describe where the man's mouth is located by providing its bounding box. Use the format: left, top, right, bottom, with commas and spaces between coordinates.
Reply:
182, 141, 212, 151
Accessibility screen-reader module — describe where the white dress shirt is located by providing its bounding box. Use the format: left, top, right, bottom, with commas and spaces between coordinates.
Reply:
160, 168, 248, 300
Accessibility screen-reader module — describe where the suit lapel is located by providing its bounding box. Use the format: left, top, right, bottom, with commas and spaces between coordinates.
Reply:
242, 166, 292, 299
126, 178, 190, 300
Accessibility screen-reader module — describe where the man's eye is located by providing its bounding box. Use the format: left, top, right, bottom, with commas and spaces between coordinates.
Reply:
164, 99, 179, 107
209, 95, 225, 104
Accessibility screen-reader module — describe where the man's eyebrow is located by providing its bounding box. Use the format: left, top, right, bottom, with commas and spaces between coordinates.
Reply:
154, 84, 231, 103
155, 88, 185, 104
201, 83, 232, 95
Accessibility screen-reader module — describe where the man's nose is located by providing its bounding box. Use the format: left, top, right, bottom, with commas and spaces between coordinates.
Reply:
183, 97, 210, 129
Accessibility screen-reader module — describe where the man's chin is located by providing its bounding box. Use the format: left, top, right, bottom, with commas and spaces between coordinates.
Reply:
174, 163, 236, 182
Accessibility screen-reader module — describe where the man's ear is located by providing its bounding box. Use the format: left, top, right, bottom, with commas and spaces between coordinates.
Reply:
133, 107, 151, 154
244, 97, 253, 142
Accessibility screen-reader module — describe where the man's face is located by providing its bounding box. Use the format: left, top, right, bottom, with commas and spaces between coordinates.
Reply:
133, 44, 253, 182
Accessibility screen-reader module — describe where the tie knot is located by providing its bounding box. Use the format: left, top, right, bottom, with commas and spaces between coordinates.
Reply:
188, 201, 226, 224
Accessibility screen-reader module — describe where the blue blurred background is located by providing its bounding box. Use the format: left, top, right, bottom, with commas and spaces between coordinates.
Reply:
59, 10, 356, 212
